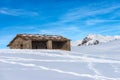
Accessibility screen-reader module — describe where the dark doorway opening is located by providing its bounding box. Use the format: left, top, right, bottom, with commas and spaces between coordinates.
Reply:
20, 44, 23, 49
52, 41, 66, 49
32, 41, 47, 49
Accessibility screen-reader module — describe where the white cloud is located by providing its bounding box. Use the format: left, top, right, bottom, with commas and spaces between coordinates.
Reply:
86, 19, 120, 25
39, 26, 81, 35
99, 27, 120, 34
60, 5, 120, 23
0, 8, 39, 16
39, 30, 55, 34
38, 26, 86, 41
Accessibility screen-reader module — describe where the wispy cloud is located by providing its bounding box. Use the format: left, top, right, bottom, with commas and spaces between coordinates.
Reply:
35, 2, 120, 38
1, 25, 38, 31
39, 26, 81, 34
98, 26, 120, 34
60, 5, 120, 23
38, 26, 85, 40
0, 7, 39, 16
86, 19, 120, 25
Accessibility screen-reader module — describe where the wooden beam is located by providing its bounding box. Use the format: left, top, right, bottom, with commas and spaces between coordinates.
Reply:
47, 40, 52, 49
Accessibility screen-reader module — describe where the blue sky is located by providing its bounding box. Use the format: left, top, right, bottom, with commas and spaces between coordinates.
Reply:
0, 0, 120, 48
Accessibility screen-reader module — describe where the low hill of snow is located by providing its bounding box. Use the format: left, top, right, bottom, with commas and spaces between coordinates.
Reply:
0, 39, 120, 80
72, 34, 120, 46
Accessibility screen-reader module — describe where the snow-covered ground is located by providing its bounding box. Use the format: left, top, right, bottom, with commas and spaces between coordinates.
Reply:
0, 40, 120, 80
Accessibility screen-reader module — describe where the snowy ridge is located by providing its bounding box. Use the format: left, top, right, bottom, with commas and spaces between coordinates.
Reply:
71, 40, 82, 46
73, 34, 120, 46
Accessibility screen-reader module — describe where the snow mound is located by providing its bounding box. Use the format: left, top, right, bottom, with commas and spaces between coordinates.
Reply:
77, 34, 120, 46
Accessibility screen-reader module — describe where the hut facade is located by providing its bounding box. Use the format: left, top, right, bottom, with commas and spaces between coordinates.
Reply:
7, 34, 71, 51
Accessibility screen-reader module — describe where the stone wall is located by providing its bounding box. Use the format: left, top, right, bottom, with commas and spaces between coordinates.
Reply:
9, 37, 71, 51
9, 37, 31, 49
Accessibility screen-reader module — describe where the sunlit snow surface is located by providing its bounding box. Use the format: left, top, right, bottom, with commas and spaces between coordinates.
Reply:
0, 40, 120, 80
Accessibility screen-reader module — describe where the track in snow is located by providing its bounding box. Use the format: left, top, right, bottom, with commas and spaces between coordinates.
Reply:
0, 49, 120, 80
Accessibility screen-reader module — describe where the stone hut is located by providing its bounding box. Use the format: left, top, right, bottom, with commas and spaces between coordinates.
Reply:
7, 34, 71, 51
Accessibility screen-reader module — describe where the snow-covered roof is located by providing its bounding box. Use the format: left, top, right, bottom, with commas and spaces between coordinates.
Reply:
17, 34, 69, 41
7, 34, 70, 46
